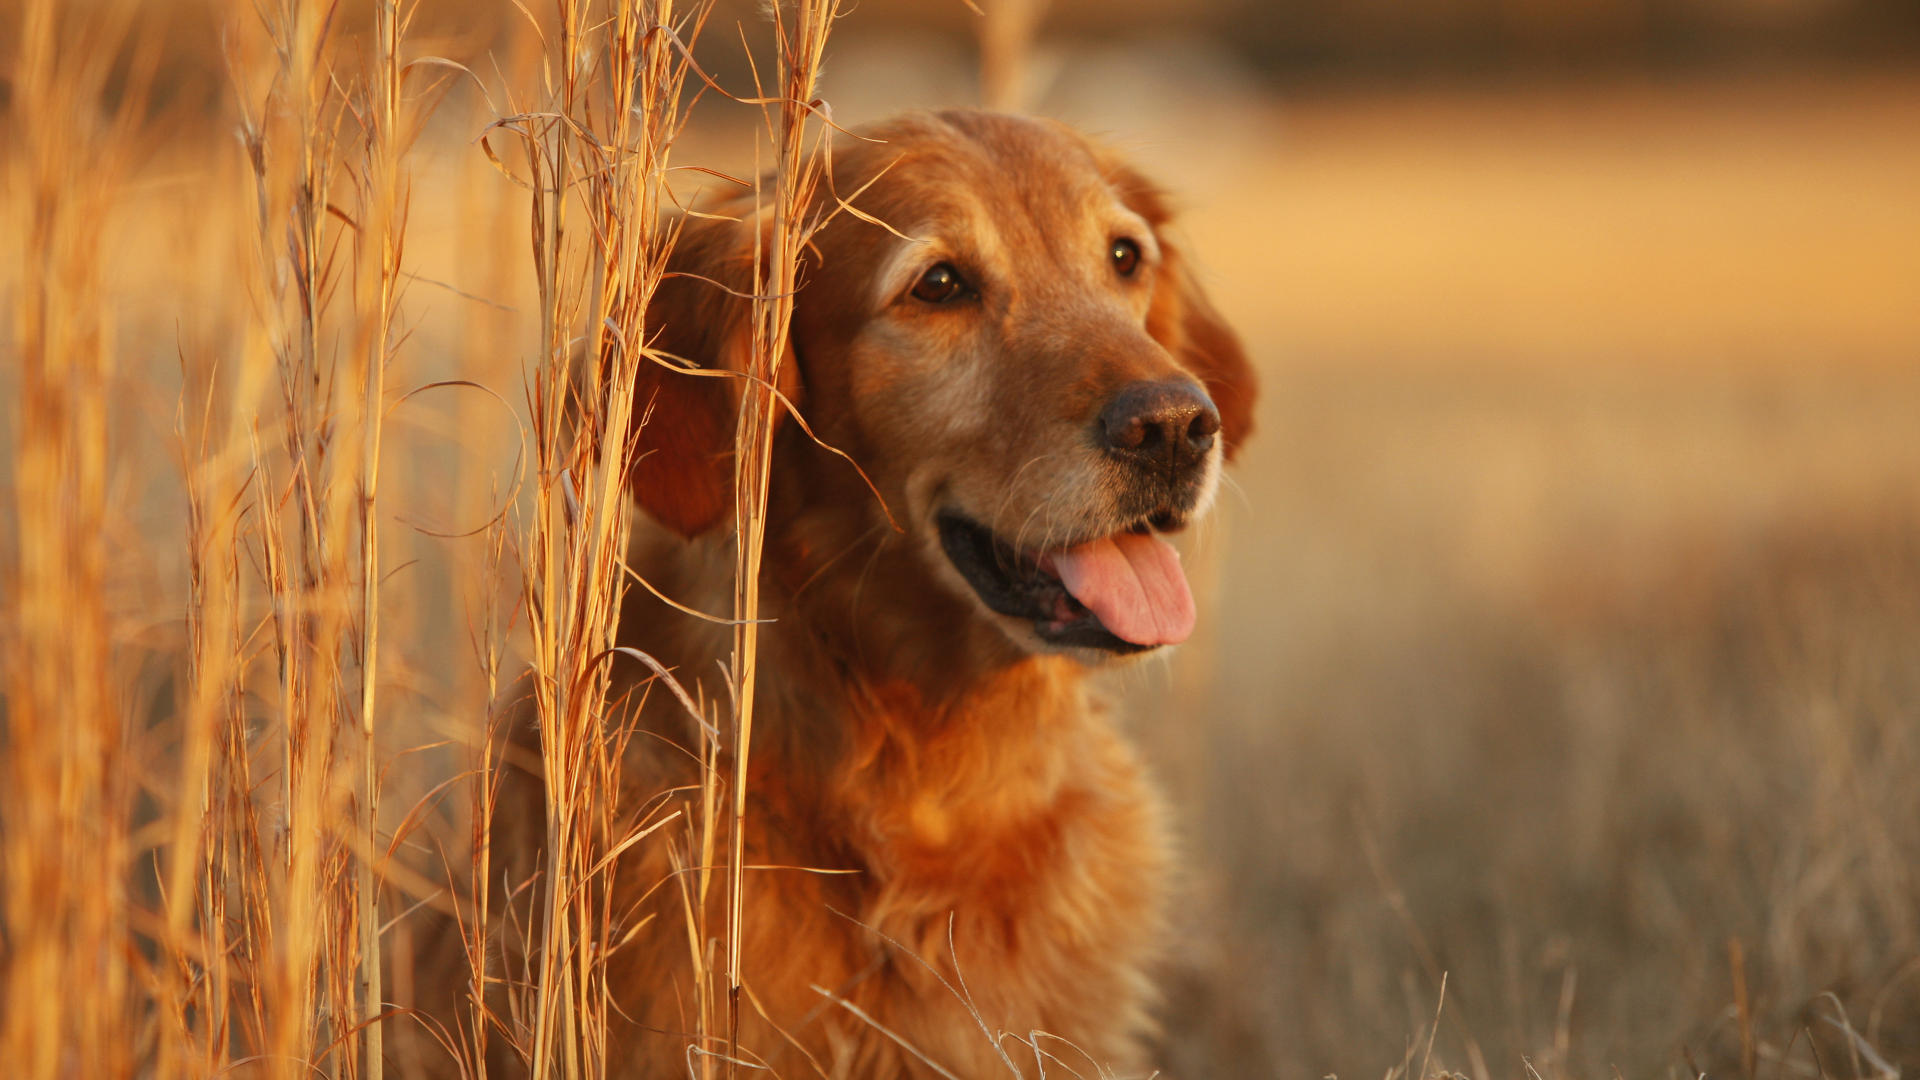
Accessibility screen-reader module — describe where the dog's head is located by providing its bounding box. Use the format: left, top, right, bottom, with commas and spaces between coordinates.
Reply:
629, 110, 1255, 660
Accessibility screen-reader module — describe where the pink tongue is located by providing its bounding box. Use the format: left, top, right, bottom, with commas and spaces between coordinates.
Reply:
1046, 531, 1196, 646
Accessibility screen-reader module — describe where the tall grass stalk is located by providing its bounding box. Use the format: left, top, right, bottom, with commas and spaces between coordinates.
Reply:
233, 2, 364, 1073
725, 0, 841, 1068
349, 0, 410, 1075
1, 0, 147, 1075
167, 0, 427, 1074
499, 1, 707, 1074
978, 0, 1045, 112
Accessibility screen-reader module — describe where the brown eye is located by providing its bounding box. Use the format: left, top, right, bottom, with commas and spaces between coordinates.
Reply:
1111, 238, 1141, 277
911, 263, 969, 304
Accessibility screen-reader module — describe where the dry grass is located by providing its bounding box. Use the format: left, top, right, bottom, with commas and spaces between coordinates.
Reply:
3, 1, 149, 1075
3, 1, 1919, 1077
1, 0, 840, 1074
1152, 367, 1920, 1079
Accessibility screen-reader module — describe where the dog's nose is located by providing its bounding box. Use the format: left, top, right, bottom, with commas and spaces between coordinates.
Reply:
1098, 379, 1221, 474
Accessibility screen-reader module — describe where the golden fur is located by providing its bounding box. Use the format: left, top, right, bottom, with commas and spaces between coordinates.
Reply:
438, 109, 1255, 1078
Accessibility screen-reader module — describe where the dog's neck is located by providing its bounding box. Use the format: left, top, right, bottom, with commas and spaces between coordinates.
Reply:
759, 539, 1108, 872
619, 505, 1105, 833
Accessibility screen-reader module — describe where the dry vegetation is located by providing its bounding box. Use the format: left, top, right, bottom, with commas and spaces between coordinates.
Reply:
2, 0, 845, 1074
2, 0, 1919, 1077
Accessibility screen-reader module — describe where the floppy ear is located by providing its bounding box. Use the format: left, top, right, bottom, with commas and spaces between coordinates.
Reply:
1106, 162, 1258, 461
628, 209, 801, 538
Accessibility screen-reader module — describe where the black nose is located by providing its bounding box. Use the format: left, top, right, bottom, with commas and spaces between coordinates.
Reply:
1097, 379, 1221, 475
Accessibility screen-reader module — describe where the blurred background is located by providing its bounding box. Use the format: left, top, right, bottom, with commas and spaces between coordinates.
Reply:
4, 0, 1919, 1076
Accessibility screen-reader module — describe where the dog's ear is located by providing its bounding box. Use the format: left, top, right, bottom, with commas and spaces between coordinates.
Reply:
1105, 161, 1258, 461
628, 209, 801, 538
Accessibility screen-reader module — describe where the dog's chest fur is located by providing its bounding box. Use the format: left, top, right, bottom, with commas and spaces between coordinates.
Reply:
603, 536, 1171, 1077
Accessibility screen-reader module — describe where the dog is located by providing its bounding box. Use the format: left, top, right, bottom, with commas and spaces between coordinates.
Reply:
465, 108, 1254, 1078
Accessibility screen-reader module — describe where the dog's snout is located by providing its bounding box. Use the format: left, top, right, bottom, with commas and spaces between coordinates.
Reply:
1098, 379, 1220, 473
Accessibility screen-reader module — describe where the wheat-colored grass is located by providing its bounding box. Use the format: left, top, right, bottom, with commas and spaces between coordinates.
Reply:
3, 2, 147, 1076
0, 0, 841, 1074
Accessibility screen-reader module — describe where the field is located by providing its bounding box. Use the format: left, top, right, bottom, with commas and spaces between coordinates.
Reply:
1146, 73, 1920, 1078
3, 0, 1919, 1076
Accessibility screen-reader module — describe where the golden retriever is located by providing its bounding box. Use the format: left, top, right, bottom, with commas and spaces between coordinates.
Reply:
457, 108, 1254, 1078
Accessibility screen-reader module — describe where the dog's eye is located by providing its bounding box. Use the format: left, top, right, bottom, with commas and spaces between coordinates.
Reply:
911, 263, 969, 304
1111, 238, 1142, 277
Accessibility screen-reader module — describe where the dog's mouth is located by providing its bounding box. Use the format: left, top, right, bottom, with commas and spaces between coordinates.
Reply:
935, 509, 1197, 654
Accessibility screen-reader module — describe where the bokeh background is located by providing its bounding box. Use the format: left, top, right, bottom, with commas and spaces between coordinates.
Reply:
5, 0, 1920, 1076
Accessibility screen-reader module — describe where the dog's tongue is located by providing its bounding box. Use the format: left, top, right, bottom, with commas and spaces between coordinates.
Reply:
1047, 531, 1196, 646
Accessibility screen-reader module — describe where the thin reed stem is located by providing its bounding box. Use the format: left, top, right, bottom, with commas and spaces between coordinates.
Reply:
353, 0, 409, 1075
726, 0, 840, 1069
